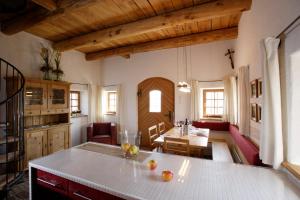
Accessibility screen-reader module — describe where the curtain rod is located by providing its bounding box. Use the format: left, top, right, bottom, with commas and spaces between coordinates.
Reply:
276, 15, 300, 38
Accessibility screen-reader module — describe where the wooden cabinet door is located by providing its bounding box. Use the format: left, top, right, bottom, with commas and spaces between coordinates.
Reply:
25, 131, 47, 167
48, 126, 69, 154
24, 79, 48, 111
48, 83, 69, 109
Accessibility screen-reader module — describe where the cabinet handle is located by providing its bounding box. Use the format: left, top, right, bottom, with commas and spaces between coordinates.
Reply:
73, 192, 92, 200
37, 178, 58, 187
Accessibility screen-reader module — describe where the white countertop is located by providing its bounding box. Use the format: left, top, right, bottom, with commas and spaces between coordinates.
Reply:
29, 142, 300, 200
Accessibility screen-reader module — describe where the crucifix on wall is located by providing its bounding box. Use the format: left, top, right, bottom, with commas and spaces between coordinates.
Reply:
225, 49, 235, 69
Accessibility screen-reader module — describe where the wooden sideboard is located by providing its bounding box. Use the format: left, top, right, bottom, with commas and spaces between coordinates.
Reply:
20, 78, 71, 168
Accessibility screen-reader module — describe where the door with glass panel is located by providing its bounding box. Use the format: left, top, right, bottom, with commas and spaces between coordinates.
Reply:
138, 77, 175, 149
24, 79, 47, 111
48, 82, 69, 109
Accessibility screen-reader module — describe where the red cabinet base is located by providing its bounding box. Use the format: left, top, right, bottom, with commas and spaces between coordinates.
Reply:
31, 168, 124, 200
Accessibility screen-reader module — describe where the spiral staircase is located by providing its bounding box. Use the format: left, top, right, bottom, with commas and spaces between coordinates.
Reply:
0, 58, 25, 197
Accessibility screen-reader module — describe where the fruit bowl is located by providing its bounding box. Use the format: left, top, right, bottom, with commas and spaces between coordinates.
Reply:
121, 143, 139, 158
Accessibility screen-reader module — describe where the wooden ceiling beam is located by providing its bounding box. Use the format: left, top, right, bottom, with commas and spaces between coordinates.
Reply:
32, 0, 57, 11
85, 27, 238, 61
1, 0, 102, 35
54, 0, 251, 52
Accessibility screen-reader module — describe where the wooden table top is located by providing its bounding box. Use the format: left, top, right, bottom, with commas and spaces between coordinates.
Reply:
154, 127, 209, 148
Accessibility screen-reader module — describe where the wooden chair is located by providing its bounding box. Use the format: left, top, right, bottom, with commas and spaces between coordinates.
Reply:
163, 137, 190, 156
148, 125, 159, 150
158, 122, 165, 135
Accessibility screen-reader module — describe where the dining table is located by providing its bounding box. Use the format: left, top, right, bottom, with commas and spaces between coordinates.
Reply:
153, 126, 210, 152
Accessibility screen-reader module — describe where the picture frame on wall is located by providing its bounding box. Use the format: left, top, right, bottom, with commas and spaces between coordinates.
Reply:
251, 103, 257, 122
250, 80, 258, 98
258, 78, 262, 97
257, 104, 262, 123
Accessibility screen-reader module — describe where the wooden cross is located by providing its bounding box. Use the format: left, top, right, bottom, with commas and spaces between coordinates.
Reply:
225, 49, 235, 69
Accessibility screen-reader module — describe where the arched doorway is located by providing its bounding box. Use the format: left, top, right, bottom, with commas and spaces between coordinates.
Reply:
137, 77, 175, 149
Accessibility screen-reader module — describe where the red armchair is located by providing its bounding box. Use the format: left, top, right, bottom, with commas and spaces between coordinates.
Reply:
87, 122, 117, 145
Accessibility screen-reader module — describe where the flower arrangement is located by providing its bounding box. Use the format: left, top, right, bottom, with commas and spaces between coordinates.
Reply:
39, 44, 64, 81
40, 45, 53, 80
52, 50, 64, 81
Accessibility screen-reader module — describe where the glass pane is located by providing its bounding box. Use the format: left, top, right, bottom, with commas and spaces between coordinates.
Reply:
71, 107, 77, 112
52, 89, 65, 104
206, 92, 214, 99
217, 92, 224, 99
71, 93, 78, 99
72, 100, 78, 106
217, 108, 224, 115
149, 90, 161, 113
217, 100, 223, 107
206, 100, 214, 107
206, 108, 213, 115
25, 87, 43, 105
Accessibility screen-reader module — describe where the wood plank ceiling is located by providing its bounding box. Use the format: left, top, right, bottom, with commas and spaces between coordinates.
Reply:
0, 0, 252, 60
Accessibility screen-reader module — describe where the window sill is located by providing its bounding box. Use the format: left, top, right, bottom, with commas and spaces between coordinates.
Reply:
282, 161, 300, 179
104, 113, 116, 116
200, 118, 223, 122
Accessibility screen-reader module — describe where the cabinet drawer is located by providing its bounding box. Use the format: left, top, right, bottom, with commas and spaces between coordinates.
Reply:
36, 170, 68, 196
24, 110, 40, 116
41, 109, 56, 115
69, 181, 123, 200
56, 108, 69, 114
69, 181, 99, 200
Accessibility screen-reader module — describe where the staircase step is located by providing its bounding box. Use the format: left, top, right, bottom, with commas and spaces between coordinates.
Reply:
0, 136, 19, 145
0, 174, 15, 190
0, 152, 19, 164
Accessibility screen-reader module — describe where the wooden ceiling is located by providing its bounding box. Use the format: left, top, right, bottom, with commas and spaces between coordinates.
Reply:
0, 0, 252, 60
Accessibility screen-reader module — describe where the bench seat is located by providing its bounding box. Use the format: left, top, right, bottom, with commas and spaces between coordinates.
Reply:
212, 142, 233, 163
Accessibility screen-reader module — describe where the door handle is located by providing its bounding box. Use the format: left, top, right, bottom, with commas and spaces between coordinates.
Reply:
164, 111, 173, 122
73, 192, 92, 200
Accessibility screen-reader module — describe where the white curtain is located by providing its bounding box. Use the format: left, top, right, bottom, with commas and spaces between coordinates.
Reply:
116, 84, 124, 139
223, 76, 237, 124
260, 37, 283, 169
101, 84, 124, 144
88, 84, 102, 123
237, 66, 250, 136
190, 80, 200, 121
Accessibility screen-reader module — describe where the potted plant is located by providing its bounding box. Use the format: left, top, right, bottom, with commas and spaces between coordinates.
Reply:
40, 45, 53, 80
52, 50, 64, 81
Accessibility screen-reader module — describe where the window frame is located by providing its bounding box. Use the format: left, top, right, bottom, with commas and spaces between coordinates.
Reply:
70, 91, 81, 114
203, 89, 224, 118
106, 91, 117, 115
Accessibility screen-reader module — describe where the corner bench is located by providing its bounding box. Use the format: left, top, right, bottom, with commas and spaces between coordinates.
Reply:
192, 121, 261, 166
212, 141, 233, 163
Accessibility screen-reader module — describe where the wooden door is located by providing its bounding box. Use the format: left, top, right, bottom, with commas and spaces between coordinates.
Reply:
48, 82, 69, 109
25, 131, 47, 168
48, 126, 69, 154
138, 77, 175, 148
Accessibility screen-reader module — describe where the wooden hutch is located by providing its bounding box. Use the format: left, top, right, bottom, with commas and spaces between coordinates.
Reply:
23, 78, 71, 168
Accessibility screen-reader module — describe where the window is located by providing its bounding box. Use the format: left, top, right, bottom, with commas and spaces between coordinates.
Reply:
70, 91, 80, 113
107, 91, 117, 114
203, 89, 224, 118
149, 90, 161, 112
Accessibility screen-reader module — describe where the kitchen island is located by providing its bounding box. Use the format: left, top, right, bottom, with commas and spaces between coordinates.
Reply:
29, 142, 300, 200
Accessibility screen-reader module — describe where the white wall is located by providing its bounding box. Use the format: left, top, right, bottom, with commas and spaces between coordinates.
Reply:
0, 32, 101, 85
101, 40, 235, 133
234, 0, 300, 143
0, 31, 102, 146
